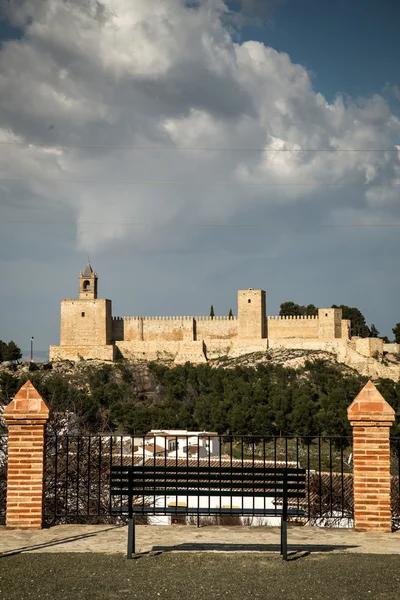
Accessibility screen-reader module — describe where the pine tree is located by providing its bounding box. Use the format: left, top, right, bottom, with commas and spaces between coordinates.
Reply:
369, 324, 379, 338
210, 305, 215, 319
228, 308, 233, 319
279, 302, 318, 317
332, 305, 370, 337
4, 341, 22, 362
0, 340, 6, 362
393, 323, 400, 344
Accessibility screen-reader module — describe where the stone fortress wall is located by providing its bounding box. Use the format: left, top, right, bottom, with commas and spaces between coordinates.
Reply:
49, 263, 393, 375
111, 315, 239, 343
267, 315, 319, 339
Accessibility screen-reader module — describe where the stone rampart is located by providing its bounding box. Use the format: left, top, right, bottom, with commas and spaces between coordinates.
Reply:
267, 338, 346, 356
116, 341, 179, 362
112, 315, 238, 343
116, 338, 267, 362
143, 317, 194, 342
354, 338, 384, 358
49, 344, 115, 362
174, 341, 207, 364
195, 317, 238, 341
267, 315, 319, 339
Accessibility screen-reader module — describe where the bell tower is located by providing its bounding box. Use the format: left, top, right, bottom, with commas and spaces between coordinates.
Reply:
79, 261, 98, 299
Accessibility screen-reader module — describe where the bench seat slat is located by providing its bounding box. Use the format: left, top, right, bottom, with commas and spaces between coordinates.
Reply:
111, 506, 306, 516
110, 490, 306, 499
111, 478, 304, 493
112, 489, 306, 499
110, 474, 306, 485
111, 466, 306, 475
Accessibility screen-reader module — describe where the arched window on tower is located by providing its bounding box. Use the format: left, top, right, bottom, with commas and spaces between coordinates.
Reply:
83, 280, 91, 291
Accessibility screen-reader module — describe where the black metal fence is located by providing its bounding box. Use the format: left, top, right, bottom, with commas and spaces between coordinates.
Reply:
391, 437, 400, 529
0, 435, 7, 525
0, 433, 398, 528
43, 434, 355, 526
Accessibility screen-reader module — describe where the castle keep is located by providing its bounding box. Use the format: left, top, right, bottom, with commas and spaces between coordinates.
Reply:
49, 262, 364, 364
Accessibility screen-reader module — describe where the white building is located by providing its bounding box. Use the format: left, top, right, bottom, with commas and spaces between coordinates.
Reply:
134, 430, 220, 460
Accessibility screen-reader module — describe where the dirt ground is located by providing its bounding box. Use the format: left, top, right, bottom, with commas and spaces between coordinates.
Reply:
1, 553, 400, 600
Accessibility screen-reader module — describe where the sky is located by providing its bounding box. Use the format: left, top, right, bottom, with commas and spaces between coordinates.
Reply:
0, 0, 399, 353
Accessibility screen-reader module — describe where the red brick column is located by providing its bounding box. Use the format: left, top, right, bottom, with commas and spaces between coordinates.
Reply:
4, 380, 49, 529
348, 381, 395, 532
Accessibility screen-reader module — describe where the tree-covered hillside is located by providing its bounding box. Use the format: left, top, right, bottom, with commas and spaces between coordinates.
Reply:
1, 359, 399, 437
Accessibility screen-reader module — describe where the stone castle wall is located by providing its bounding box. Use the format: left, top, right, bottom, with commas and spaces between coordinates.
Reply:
195, 316, 238, 341
49, 344, 115, 361
267, 310, 348, 341
60, 299, 112, 346
267, 315, 319, 339
351, 337, 384, 358
112, 315, 238, 343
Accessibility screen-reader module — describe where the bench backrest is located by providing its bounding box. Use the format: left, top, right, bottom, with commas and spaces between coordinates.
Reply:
110, 465, 306, 516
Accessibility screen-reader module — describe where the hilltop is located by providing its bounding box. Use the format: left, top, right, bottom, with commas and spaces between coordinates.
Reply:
0, 352, 399, 438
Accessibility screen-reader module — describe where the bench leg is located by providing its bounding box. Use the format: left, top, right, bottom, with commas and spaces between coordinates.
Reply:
127, 516, 135, 559
281, 518, 287, 561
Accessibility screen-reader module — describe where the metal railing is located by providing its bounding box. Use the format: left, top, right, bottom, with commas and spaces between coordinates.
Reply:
391, 437, 400, 528
43, 434, 355, 526
0, 433, 397, 528
0, 435, 8, 525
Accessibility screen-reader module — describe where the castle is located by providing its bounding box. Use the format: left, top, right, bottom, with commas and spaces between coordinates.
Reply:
49, 262, 386, 365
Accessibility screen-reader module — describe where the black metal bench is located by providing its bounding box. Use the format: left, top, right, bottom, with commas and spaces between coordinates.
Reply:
110, 464, 306, 560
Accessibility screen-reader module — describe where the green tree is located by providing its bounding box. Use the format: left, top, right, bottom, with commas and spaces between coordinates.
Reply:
290, 384, 319, 438
332, 305, 370, 337
279, 302, 318, 317
228, 308, 233, 319
369, 324, 379, 338
0, 372, 19, 403
210, 305, 215, 319
392, 323, 400, 344
4, 341, 22, 362
0, 340, 6, 362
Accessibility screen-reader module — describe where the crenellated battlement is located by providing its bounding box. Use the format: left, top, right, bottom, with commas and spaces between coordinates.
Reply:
112, 316, 141, 321
113, 315, 237, 321
195, 315, 238, 321
267, 315, 318, 320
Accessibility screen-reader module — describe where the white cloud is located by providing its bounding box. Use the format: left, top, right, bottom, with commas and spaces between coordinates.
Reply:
0, 0, 400, 253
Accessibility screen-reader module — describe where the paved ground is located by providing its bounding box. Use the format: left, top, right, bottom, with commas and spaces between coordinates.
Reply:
1, 553, 400, 600
0, 524, 399, 556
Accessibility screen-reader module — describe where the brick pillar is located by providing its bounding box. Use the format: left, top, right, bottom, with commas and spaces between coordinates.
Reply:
4, 380, 49, 529
348, 380, 395, 532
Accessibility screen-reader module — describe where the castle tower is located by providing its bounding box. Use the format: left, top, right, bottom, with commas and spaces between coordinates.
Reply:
79, 261, 98, 299
56, 261, 112, 351
318, 308, 342, 340
238, 289, 266, 339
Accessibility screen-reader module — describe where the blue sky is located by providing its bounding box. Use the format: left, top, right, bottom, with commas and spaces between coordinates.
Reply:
0, 0, 399, 351
235, 0, 400, 104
